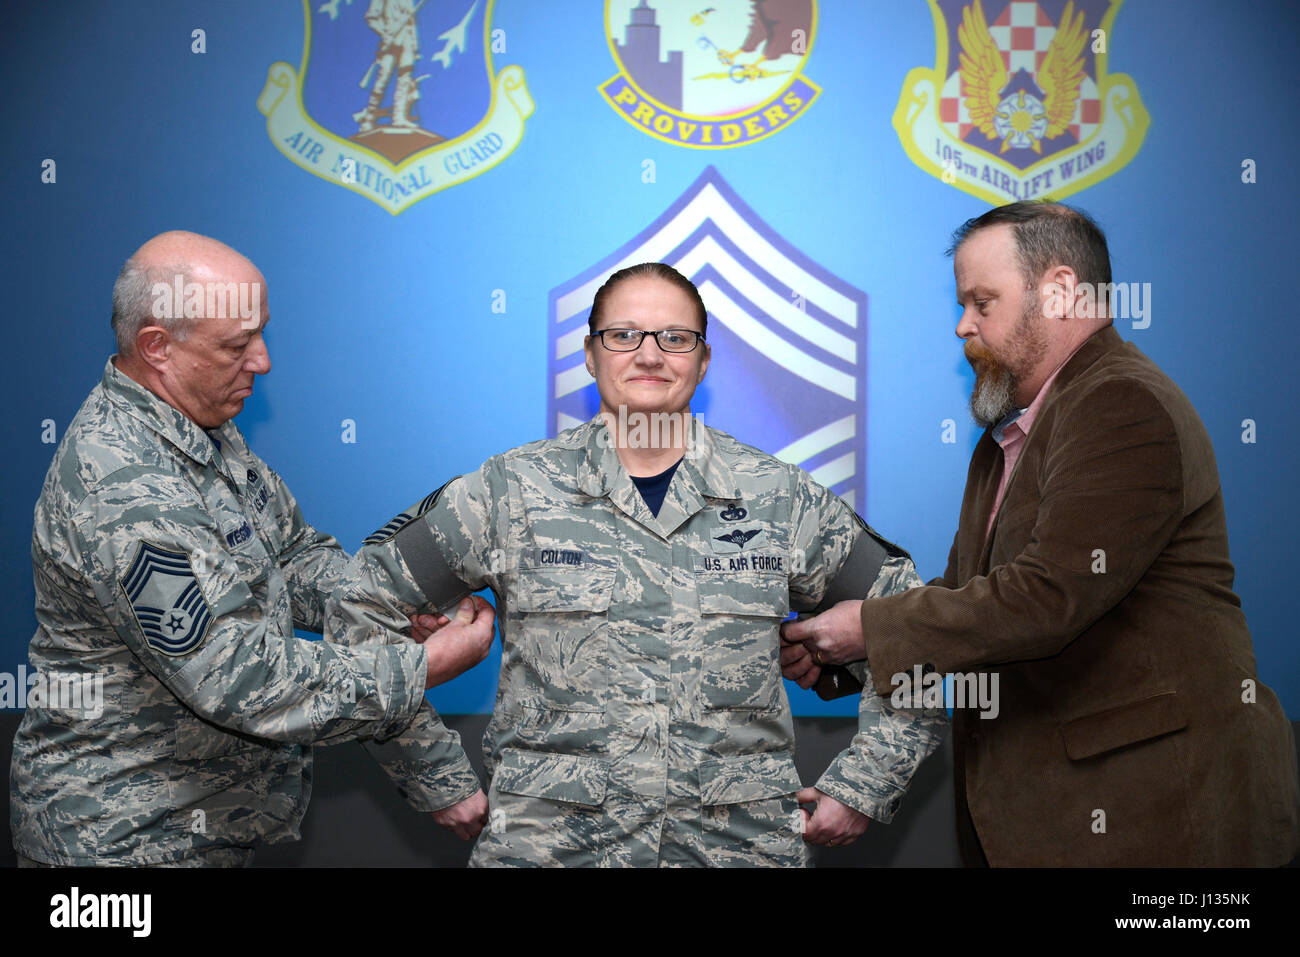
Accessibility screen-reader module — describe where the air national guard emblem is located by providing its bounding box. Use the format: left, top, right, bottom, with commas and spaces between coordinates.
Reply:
893, 0, 1149, 203
600, 1, 819, 148
258, 0, 533, 214
120, 543, 213, 657
549, 166, 869, 510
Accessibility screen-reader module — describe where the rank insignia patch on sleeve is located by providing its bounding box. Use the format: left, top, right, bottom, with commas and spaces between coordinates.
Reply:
119, 541, 213, 657
362, 479, 456, 546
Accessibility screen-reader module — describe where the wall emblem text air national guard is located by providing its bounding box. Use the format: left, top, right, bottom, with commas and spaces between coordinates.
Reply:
259, 0, 533, 213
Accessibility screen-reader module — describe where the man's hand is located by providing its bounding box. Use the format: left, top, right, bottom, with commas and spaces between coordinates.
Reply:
797, 787, 870, 847
779, 600, 866, 688
409, 611, 451, 642
422, 596, 495, 689
780, 636, 821, 690
432, 789, 488, 841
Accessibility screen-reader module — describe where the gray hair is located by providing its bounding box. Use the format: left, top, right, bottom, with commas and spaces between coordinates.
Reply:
110, 257, 197, 355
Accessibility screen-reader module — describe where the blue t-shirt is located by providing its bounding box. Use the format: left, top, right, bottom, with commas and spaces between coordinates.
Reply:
631, 459, 682, 517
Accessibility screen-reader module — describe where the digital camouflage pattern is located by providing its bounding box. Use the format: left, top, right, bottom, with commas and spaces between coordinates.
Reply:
329, 417, 945, 866
10, 360, 479, 866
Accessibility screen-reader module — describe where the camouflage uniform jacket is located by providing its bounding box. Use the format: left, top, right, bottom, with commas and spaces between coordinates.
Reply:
328, 417, 945, 866
9, 359, 477, 866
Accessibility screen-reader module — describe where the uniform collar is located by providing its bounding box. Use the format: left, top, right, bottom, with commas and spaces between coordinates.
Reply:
575, 414, 740, 538
576, 414, 737, 496
675, 418, 740, 500
101, 357, 232, 469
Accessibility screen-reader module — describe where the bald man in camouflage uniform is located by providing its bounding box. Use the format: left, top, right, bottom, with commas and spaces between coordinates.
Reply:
9, 231, 492, 866
330, 263, 941, 868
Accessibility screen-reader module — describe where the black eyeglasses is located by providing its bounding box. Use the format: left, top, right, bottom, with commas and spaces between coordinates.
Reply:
591, 328, 706, 353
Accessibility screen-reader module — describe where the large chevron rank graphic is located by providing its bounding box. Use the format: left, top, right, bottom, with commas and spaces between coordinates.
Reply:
548, 166, 868, 509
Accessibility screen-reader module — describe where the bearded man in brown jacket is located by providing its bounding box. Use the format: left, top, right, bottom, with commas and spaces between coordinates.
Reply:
782, 202, 1300, 866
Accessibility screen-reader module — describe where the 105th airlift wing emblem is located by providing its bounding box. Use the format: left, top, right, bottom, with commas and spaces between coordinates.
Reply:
894, 0, 1148, 203
258, 0, 533, 214
600, 1, 820, 148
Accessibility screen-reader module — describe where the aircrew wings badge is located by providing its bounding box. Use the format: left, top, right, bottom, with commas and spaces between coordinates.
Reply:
893, 0, 1149, 203
120, 542, 213, 657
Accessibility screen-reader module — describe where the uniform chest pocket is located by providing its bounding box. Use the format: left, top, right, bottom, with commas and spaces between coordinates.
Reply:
228, 532, 274, 606
511, 567, 616, 714
695, 568, 790, 712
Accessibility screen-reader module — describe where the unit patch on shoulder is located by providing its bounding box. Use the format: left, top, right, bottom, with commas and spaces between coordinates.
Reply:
119, 541, 213, 657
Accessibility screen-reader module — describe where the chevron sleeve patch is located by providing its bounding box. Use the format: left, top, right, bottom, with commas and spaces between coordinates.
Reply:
118, 541, 213, 657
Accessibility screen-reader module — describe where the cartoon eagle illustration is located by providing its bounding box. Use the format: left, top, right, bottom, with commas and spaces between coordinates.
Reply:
959, 0, 1087, 154
722, 0, 813, 63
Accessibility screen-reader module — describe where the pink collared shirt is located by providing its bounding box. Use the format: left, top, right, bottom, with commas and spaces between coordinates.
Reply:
984, 355, 1076, 541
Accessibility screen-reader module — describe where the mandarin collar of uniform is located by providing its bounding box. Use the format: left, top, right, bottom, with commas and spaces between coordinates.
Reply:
101, 357, 222, 469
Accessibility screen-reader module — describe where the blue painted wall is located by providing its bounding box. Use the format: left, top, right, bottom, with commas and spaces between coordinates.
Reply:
2, 1, 1295, 717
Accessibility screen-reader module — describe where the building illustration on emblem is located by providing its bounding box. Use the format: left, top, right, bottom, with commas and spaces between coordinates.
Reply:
549, 167, 869, 509
600, 1, 821, 149
258, 0, 533, 214
616, 1, 684, 109
894, 0, 1148, 203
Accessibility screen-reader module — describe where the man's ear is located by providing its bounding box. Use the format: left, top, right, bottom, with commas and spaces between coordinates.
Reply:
136, 326, 171, 370
1039, 265, 1081, 321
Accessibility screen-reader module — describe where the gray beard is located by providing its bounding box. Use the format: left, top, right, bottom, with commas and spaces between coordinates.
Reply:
970, 364, 1019, 428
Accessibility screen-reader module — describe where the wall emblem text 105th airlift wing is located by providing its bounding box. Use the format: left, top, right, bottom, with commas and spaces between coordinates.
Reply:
601, 1, 819, 148
259, 0, 533, 214
549, 166, 869, 510
894, 0, 1148, 203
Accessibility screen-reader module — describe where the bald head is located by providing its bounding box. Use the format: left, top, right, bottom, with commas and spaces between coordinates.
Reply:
111, 231, 272, 428
110, 231, 263, 356
134, 230, 255, 273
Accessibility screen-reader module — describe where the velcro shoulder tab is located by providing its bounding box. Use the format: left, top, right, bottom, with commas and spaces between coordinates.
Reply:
851, 512, 912, 562
818, 528, 887, 611
393, 516, 470, 612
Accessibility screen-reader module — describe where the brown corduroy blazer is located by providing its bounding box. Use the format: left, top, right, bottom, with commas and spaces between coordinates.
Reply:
863, 324, 1300, 865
